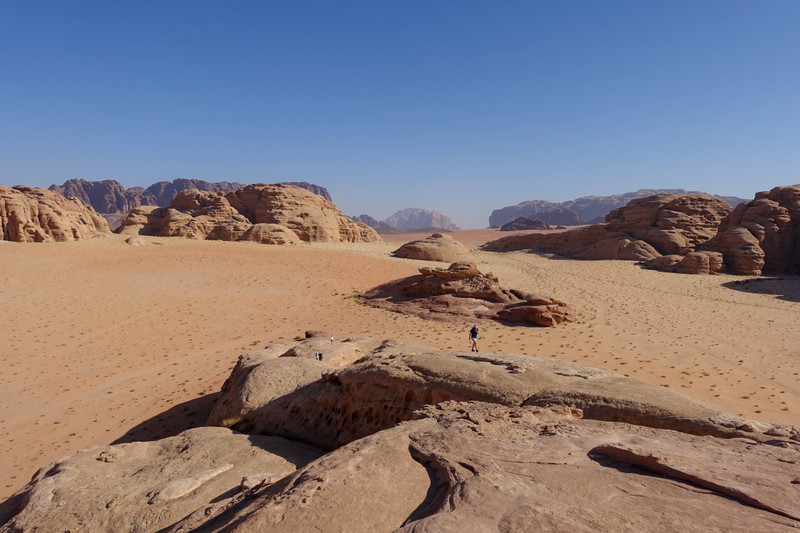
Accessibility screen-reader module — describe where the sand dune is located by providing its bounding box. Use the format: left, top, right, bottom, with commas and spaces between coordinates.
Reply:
1, 230, 798, 500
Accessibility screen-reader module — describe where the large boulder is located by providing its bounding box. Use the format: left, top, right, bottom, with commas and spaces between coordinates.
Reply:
0, 185, 110, 242
361, 261, 574, 327
482, 194, 731, 268
116, 184, 380, 243
702, 184, 800, 275
393, 233, 473, 262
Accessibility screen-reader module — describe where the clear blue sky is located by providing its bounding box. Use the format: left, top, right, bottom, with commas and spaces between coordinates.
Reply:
2, 1, 799, 228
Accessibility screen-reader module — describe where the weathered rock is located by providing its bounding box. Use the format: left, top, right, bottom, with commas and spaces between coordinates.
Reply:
500, 216, 551, 231
393, 233, 473, 262
116, 184, 380, 244
225, 184, 380, 242
6, 338, 800, 532
361, 262, 574, 327
0, 185, 110, 242
49, 178, 147, 214
702, 184, 800, 275
483, 194, 731, 267
351, 214, 391, 229
0, 427, 322, 533
207, 337, 794, 451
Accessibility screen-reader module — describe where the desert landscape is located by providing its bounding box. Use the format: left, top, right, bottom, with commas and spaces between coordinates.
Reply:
1, 226, 798, 506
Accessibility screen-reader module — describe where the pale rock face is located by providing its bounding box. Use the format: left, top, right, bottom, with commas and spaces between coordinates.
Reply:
0, 427, 322, 533
361, 261, 574, 327
4, 338, 800, 532
393, 233, 473, 262
115, 184, 380, 244
0, 185, 110, 242
702, 184, 800, 275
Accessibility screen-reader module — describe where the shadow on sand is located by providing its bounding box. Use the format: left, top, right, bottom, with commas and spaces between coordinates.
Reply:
721, 276, 800, 303
111, 392, 220, 445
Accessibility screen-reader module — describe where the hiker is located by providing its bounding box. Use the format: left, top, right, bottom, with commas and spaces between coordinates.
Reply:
469, 324, 479, 352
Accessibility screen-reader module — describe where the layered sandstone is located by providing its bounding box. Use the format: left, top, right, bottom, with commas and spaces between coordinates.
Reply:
392, 233, 473, 262
4, 337, 799, 532
361, 261, 574, 326
702, 184, 800, 275
116, 184, 379, 243
0, 185, 110, 242
483, 194, 731, 269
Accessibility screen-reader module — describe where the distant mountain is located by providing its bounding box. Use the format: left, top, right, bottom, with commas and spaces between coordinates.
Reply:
383, 208, 460, 231
49, 179, 331, 215
489, 189, 749, 227
352, 214, 390, 229
500, 217, 550, 231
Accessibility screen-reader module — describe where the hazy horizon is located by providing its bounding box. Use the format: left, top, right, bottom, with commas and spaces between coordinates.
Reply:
3, 1, 798, 228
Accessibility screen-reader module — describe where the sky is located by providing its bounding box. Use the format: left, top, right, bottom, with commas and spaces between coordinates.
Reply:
2, 1, 799, 229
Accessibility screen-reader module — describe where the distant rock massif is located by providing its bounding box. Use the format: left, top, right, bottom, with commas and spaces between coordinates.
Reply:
500, 217, 551, 231
117, 184, 379, 244
489, 188, 748, 228
0, 185, 110, 242
355, 208, 460, 231
3, 336, 799, 532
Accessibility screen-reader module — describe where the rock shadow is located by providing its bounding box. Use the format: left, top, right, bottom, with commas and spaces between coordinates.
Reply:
721, 276, 800, 302
111, 392, 219, 444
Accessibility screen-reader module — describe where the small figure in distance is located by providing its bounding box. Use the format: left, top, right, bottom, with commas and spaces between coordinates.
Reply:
315, 352, 323, 361
469, 324, 479, 352
330, 336, 334, 343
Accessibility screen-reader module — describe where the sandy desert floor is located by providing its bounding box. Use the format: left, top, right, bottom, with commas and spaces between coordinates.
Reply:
1, 229, 799, 500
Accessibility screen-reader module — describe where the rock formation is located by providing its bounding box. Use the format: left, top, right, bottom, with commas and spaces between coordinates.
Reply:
392, 233, 473, 262
361, 261, 574, 326
351, 214, 391, 229
489, 188, 747, 228
500, 216, 551, 231
384, 208, 460, 231
536, 207, 584, 226
701, 184, 800, 275
0, 185, 110, 242
49, 179, 332, 229
483, 194, 732, 271
116, 184, 380, 244
6, 337, 798, 532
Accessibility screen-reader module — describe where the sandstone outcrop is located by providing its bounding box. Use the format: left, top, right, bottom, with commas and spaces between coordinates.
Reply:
500, 216, 551, 231
483, 194, 731, 270
384, 208, 460, 231
0, 185, 110, 242
701, 184, 800, 275
0, 427, 322, 533
352, 214, 391, 229
361, 261, 574, 326
4, 337, 799, 532
392, 233, 473, 262
116, 184, 380, 243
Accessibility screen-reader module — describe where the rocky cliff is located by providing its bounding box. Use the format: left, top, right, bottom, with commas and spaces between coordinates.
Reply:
0, 185, 110, 242
702, 184, 800, 275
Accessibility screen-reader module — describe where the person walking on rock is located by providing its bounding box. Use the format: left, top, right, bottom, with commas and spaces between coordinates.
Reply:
469, 324, 479, 352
